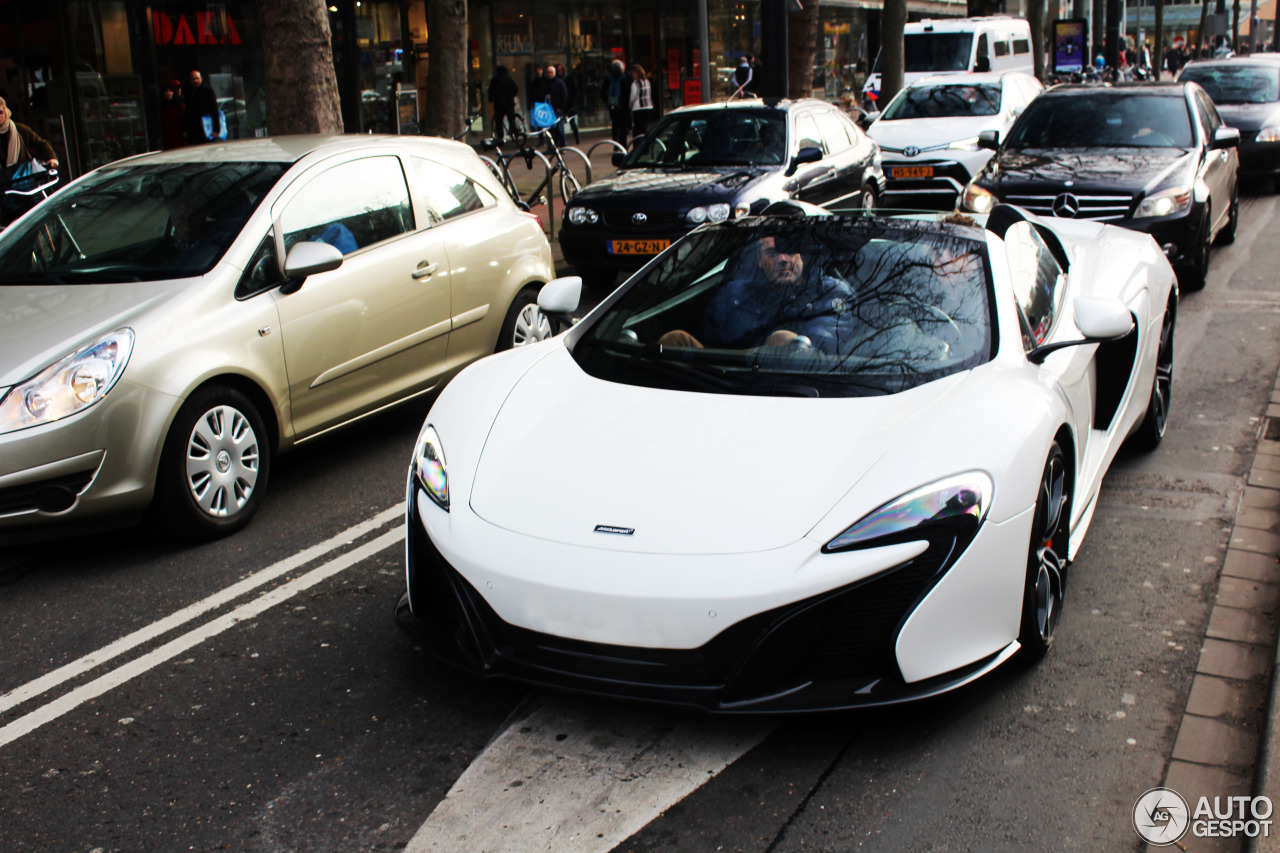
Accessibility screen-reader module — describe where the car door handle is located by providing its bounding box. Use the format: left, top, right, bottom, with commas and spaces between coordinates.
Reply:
411, 262, 439, 279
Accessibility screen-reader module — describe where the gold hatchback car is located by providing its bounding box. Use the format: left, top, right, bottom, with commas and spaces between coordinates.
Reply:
0, 135, 556, 540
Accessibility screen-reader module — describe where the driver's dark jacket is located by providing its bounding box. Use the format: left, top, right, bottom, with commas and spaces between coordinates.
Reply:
695, 269, 856, 354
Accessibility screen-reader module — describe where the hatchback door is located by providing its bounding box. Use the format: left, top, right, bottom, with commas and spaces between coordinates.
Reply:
271, 153, 453, 438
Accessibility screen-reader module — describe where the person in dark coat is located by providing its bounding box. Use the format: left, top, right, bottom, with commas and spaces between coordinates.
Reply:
183, 69, 220, 144
0, 96, 57, 171
531, 64, 568, 147
487, 65, 519, 143
160, 80, 186, 150
557, 64, 580, 144
600, 59, 632, 158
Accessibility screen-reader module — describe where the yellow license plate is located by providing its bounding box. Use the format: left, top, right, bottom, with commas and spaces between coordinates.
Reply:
609, 239, 671, 255
891, 166, 934, 178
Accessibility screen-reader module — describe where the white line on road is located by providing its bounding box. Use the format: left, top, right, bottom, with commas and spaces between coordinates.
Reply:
0, 504, 403, 725
404, 696, 775, 853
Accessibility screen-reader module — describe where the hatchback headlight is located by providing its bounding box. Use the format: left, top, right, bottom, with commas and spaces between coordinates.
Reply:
411, 424, 449, 511
949, 136, 981, 151
1135, 186, 1192, 219
961, 183, 997, 213
0, 329, 134, 435
825, 472, 993, 553
1257, 127, 1280, 143
567, 206, 599, 225
686, 203, 730, 224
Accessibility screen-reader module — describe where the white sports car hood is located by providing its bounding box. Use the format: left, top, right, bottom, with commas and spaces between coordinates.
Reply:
869, 115, 1000, 152
468, 348, 964, 555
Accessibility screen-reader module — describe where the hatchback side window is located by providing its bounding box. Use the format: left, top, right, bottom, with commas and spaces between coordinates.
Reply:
280, 156, 414, 255
412, 157, 496, 225
814, 111, 852, 154
795, 114, 823, 152
1004, 221, 1065, 350
236, 232, 283, 299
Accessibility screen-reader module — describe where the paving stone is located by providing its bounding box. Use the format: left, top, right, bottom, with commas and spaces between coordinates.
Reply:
1268, 404, 1280, 421
1198, 638, 1273, 682
1156, 761, 1255, 853
1250, 468, 1280, 490
1223, 550, 1280, 583
1186, 674, 1269, 720
1255, 454, 1280, 473
1237, 507, 1280, 532
1207, 606, 1278, 647
1242, 486, 1280, 510
1228, 527, 1280, 556
1171, 714, 1258, 770
1257, 439, 1280, 458
1215, 577, 1280, 613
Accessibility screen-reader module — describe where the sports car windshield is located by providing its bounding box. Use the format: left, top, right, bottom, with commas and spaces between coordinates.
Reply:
624, 110, 788, 167
0, 161, 287, 284
572, 218, 995, 398
1178, 64, 1280, 104
882, 84, 1002, 119
1005, 93, 1194, 149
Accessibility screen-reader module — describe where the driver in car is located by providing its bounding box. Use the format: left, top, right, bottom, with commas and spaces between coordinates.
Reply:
658, 234, 857, 354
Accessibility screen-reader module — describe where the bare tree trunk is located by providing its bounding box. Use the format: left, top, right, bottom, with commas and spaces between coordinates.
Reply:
423, 0, 468, 139
259, 0, 342, 134
1027, 0, 1047, 80
788, 0, 822, 100
880, 0, 908, 108
968, 0, 1000, 15
1155, 0, 1165, 80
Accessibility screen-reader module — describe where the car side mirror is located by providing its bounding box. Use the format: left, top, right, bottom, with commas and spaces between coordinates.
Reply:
977, 130, 1001, 151
787, 145, 824, 176
538, 275, 582, 330
857, 110, 880, 130
1028, 296, 1134, 364
280, 241, 343, 294
1211, 126, 1241, 150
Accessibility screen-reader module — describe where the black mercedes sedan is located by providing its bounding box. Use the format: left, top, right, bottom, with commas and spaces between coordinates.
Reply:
960, 83, 1239, 290
1178, 58, 1280, 191
559, 99, 884, 284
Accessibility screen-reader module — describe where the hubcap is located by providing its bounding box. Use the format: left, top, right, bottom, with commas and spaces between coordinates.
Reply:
1151, 306, 1175, 438
1033, 455, 1068, 644
513, 303, 552, 346
185, 404, 260, 518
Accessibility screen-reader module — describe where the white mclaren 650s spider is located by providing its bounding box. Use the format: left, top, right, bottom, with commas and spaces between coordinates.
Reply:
395, 204, 1177, 713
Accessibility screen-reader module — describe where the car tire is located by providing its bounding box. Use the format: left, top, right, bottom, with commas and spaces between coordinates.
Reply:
1129, 291, 1176, 452
861, 183, 878, 212
1178, 206, 1211, 292
155, 385, 270, 540
1017, 442, 1070, 663
496, 286, 554, 351
1214, 188, 1238, 246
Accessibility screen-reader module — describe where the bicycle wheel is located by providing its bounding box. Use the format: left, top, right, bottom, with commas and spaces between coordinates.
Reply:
558, 167, 582, 204
510, 114, 528, 148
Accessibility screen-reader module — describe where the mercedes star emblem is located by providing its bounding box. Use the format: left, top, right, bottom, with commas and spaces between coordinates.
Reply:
1052, 193, 1081, 218
902, 146, 920, 158
632, 212, 648, 225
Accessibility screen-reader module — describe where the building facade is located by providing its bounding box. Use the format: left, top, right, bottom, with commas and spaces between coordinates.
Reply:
0, 0, 964, 180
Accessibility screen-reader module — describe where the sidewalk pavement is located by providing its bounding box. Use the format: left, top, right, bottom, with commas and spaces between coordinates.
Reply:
468, 126, 1280, 851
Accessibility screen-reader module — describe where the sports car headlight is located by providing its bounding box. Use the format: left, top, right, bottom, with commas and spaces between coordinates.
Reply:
948, 136, 981, 151
733, 201, 752, 218
0, 329, 134, 435
411, 424, 449, 511
1257, 127, 1280, 143
961, 183, 997, 214
1135, 186, 1192, 219
824, 472, 993, 553
686, 203, 730, 224
566, 206, 599, 225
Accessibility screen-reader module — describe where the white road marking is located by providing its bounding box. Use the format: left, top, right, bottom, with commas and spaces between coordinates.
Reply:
0, 504, 402, 716
0, 519, 404, 749
404, 696, 774, 853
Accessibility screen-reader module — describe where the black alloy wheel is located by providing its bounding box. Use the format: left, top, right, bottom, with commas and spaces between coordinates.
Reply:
1018, 442, 1070, 662
1179, 206, 1211, 292
1130, 290, 1177, 452
1215, 187, 1238, 246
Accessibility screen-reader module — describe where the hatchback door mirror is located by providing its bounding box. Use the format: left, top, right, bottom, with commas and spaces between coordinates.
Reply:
1211, 126, 1241, 150
283, 241, 343, 281
787, 145, 824, 176
977, 130, 1001, 151
857, 110, 880, 130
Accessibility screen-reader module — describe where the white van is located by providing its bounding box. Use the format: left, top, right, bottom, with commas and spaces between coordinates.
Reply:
862, 16, 1034, 105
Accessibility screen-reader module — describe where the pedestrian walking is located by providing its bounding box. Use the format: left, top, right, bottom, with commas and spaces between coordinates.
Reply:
600, 59, 632, 158
487, 65, 519, 144
629, 64, 654, 140
182, 69, 220, 144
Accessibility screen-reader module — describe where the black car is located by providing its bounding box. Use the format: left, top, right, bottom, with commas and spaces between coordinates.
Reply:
559, 99, 885, 284
960, 83, 1239, 290
1178, 58, 1280, 191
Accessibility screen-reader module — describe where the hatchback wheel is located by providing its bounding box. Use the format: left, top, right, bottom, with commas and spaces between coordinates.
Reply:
497, 287, 554, 351
156, 385, 270, 540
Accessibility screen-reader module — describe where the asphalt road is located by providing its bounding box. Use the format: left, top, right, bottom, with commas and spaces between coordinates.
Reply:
2, 192, 1279, 852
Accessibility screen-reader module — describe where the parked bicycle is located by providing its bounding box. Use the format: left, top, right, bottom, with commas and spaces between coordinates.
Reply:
1, 161, 61, 229
482, 117, 583, 211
